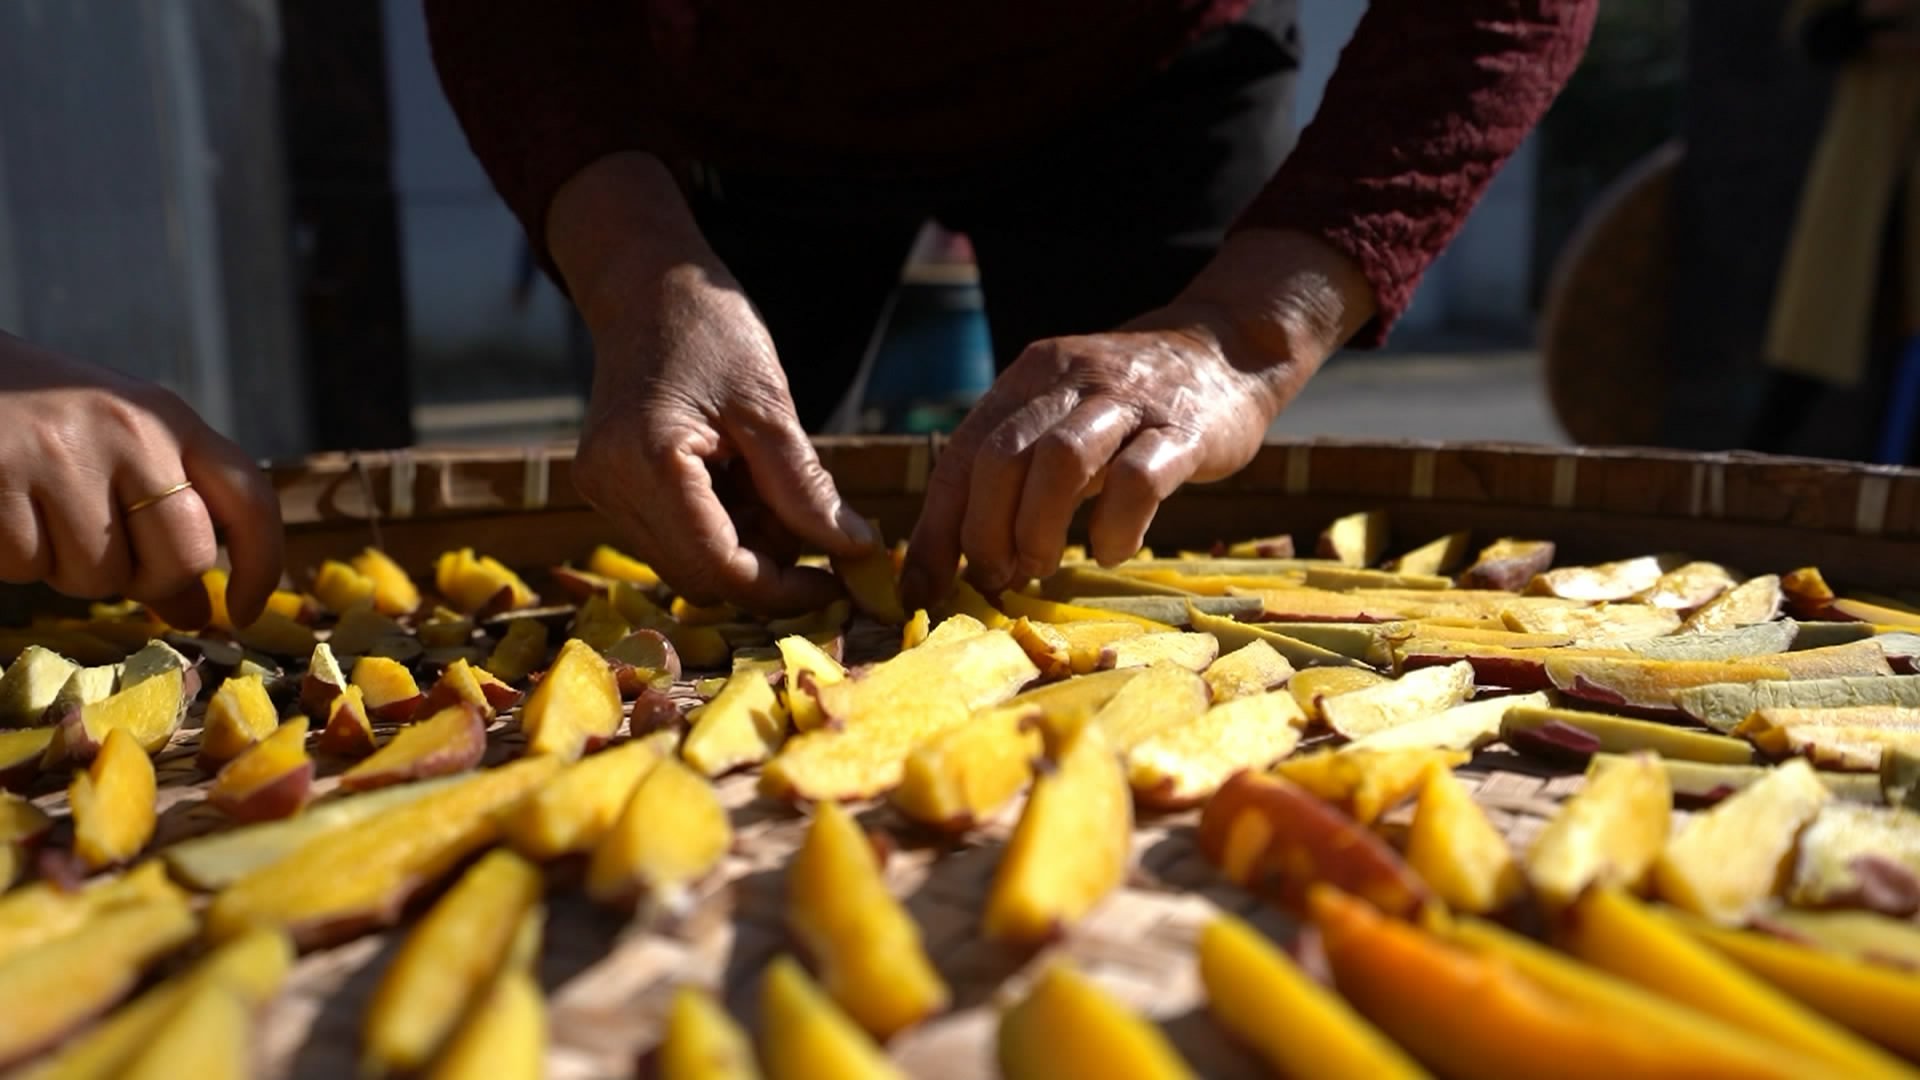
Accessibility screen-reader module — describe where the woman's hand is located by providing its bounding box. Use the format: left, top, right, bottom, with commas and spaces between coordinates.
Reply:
902, 228, 1375, 606
0, 335, 284, 627
551, 153, 876, 615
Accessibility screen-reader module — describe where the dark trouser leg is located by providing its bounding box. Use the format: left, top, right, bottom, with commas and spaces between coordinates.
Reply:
951, 0, 1301, 368
684, 174, 925, 431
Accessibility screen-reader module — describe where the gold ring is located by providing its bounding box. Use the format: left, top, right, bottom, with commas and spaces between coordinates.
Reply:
124, 481, 195, 516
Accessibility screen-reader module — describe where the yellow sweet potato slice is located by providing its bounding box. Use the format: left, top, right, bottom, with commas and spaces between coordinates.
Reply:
28, 926, 292, 1080
1526, 752, 1671, 907
0, 861, 183, 966
114, 980, 253, 1080
208, 717, 313, 823
313, 558, 376, 614
1683, 573, 1785, 631
1788, 803, 1920, 912
761, 630, 1038, 802
0, 727, 53, 791
1319, 661, 1473, 739
163, 779, 461, 891
1737, 705, 1920, 771
656, 986, 760, 1080
833, 526, 907, 625
504, 732, 676, 860
1316, 509, 1389, 567
1454, 537, 1556, 591
1273, 746, 1468, 825
205, 755, 560, 946
998, 590, 1173, 631
1007, 617, 1072, 679
0, 646, 78, 727
53, 665, 185, 766
1200, 772, 1428, 917
777, 634, 845, 732
1501, 602, 1683, 644
1083, 661, 1209, 751
1383, 532, 1470, 577
317, 685, 377, 758
1199, 913, 1426, 1079
1559, 888, 1913, 1078
231, 610, 318, 658
0, 792, 49, 848
1127, 691, 1304, 809
1528, 554, 1685, 601
349, 547, 422, 616
196, 673, 279, 772
892, 704, 1041, 832
1351, 690, 1547, 753
1058, 621, 1155, 674
424, 968, 546, 1080
999, 963, 1195, 1080
1635, 560, 1736, 610
1546, 655, 1794, 713
1502, 704, 1757, 765
759, 955, 901, 1080
363, 848, 545, 1075
1681, 916, 1920, 1061
350, 655, 424, 723
983, 725, 1130, 943
1406, 768, 1523, 914
0, 897, 196, 1069
1096, 631, 1218, 673
1760, 638, 1895, 679
1288, 665, 1389, 724
1188, 606, 1364, 671
1201, 639, 1294, 702
1431, 910, 1826, 1079
586, 544, 660, 589
340, 702, 487, 792
68, 727, 157, 871
587, 756, 730, 910
434, 547, 537, 615
519, 638, 621, 761
789, 801, 948, 1037
1652, 758, 1830, 922
899, 610, 931, 651
683, 671, 787, 777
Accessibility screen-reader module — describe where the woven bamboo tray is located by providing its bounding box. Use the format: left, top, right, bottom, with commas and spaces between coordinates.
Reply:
17, 436, 1917, 1077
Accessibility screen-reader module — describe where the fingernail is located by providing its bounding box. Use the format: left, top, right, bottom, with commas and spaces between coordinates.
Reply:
836, 506, 879, 549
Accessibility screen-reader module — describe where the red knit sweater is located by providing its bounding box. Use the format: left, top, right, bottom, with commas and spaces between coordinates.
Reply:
425, 0, 1596, 343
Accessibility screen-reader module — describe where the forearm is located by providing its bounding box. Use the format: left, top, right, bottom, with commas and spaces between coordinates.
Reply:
546, 152, 726, 335
424, 0, 671, 265
1234, 0, 1598, 344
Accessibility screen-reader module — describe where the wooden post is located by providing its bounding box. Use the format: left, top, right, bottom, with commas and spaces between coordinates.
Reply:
277, 0, 415, 451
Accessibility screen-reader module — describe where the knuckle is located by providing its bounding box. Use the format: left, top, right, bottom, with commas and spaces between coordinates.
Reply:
1031, 427, 1100, 481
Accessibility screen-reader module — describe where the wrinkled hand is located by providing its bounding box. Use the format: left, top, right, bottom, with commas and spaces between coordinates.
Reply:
0, 334, 284, 627
571, 265, 876, 614
902, 229, 1373, 606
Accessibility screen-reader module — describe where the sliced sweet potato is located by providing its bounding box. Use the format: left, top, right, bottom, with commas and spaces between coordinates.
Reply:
0, 861, 183, 966
164, 778, 462, 891
1546, 656, 1793, 715
1351, 690, 1548, 753
983, 724, 1130, 944
1320, 661, 1473, 739
0, 792, 49, 850
1758, 638, 1895, 679
776, 635, 845, 735
1382, 532, 1470, 577
997, 590, 1170, 630
1526, 752, 1671, 907
1199, 912, 1425, 1079
231, 611, 318, 658
1224, 532, 1297, 559
1199, 772, 1427, 917
209, 717, 313, 823
299, 641, 348, 721
424, 968, 546, 1080
1737, 705, 1920, 770
1528, 554, 1684, 601
1502, 705, 1756, 765
1653, 758, 1830, 923
1636, 560, 1736, 610
51, 665, 186, 767
1201, 639, 1294, 703
1678, 674, 1920, 732
1781, 566, 1837, 620
891, 704, 1041, 832
900, 610, 931, 651
518, 638, 621, 762
114, 979, 253, 1080
1288, 665, 1389, 725
759, 955, 901, 1080
998, 964, 1195, 1080
1008, 617, 1072, 679
656, 986, 758, 1080
1057, 621, 1153, 674
1097, 631, 1219, 672
1273, 746, 1467, 824
338, 657, 418, 729
1316, 510, 1389, 567
0, 896, 196, 1070
1074, 660, 1210, 752
606, 629, 682, 697
340, 703, 487, 792
1302, 566, 1453, 592
0, 647, 79, 726
0, 727, 52, 791
1457, 537, 1556, 591
196, 673, 279, 771
316, 685, 377, 758
1756, 908, 1920, 970
1406, 768, 1522, 914
1189, 606, 1365, 671
1128, 691, 1303, 809
833, 525, 907, 625
68, 727, 157, 871
485, 618, 549, 686
760, 630, 1038, 802
206, 755, 559, 946
349, 546, 422, 616
1502, 602, 1683, 644
1585, 752, 1880, 807
30, 926, 293, 1078
416, 658, 498, 722
313, 558, 377, 614
789, 801, 948, 1037
585, 544, 660, 589
682, 670, 787, 777
363, 848, 545, 1075
504, 732, 675, 859
417, 606, 476, 649
435, 547, 538, 615
43, 664, 119, 727
1788, 803, 1920, 914
1624, 619, 1799, 661
1683, 574, 1785, 632
587, 756, 730, 911
1560, 888, 1912, 1077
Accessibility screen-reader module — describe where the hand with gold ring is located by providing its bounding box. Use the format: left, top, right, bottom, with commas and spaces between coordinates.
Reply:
0, 332, 285, 628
